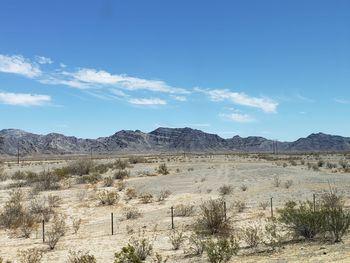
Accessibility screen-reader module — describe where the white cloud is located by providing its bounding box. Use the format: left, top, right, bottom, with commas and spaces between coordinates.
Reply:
334, 98, 350, 104
0, 92, 51, 106
59, 63, 67, 68
196, 88, 278, 113
219, 113, 255, 123
35, 56, 53, 64
109, 88, 128, 97
128, 98, 167, 105
171, 95, 187, 101
0, 54, 41, 78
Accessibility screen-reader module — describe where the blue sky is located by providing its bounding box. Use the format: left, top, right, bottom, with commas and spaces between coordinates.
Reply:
0, 0, 349, 141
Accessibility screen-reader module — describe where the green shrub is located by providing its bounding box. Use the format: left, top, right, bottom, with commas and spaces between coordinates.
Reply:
103, 176, 114, 187
114, 245, 142, 263
278, 201, 324, 239
114, 170, 130, 180
195, 199, 228, 235
205, 236, 239, 263
129, 231, 153, 260
0, 189, 25, 229
113, 159, 129, 170
168, 229, 186, 250
68, 159, 95, 176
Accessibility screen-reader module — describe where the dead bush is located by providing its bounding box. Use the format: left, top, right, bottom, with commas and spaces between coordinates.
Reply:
157, 163, 169, 175
123, 207, 142, 220
139, 193, 153, 204
168, 229, 186, 250
240, 184, 248, 192
259, 201, 269, 211
173, 204, 195, 217
68, 250, 96, 263
125, 188, 138, 200
157, 190, 171, 202
218, 185, 233, 196
97, 190, 119, 206
17, 248, 43, 263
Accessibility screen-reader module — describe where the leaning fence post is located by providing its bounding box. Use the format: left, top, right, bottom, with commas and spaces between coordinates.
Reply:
313, 193, 316, 212
42, 220, 45, 243
171, 206, 174, 229
223, 201, 227, 221
270, 197, 274, 218
111, 212, 114, 235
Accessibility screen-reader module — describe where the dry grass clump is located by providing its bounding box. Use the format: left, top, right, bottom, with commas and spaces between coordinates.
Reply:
218, 184, 233, 196
157, 189, 171, 202
125, 187, 138, 200
17, 248, 43, 263
123, 207, 142, 220
173, 204, 195, 217
139, 193, 153, 204
68, 250, 96, 263
284, 180, 293, 189
168, 229, 186, 250
97, 190, 119, 206
157, 163, 169, 175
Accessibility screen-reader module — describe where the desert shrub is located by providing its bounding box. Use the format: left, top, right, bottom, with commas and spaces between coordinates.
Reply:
205, 236, 239, 263
30, 170, 62, 192
129, 231, 153, 260
116, 180, 126, 191
273, 176, 281, 187
68, 159, 95, 176
123, 207, 142, 220
195, 199, 228, 235
53, 166, 70, 178
326, 162, 337, 169
264, 218, 285, 250
20, 212, 37, 238
152, 253, 168, 263
168, 229, 186, 250
46, 213, 66, 250
240, 223, 261, 248
139, 193, 153, 204
29, 196, 53, 222
47, 194, 62, 209
240, 184, 248, 192
0, 189, 25, 229
289, 160, 297, 166
157, 163, 169, 175
114, 170, 130, 180
0, 257, 11, 263
174, 204, 195, 217
218, 185, 233, 196
125, 188, 138, 200
113, 159, 129, 170
17, 248, 43, 263
68, 250, 96, 263
97, 190, 119, 205
72, 217, 82, 234
47, 229, 61, 250
103, 176, 114, 187
157, 190, 171, 202
186, 233, 206, 256
128, 156, 147, 164
259, 201, 269, 210
76, 173, 101, 184
317, 159, 325, 167
234, 200, 246, 213
284, 180, 293, 189
114, 245, 142, 263
321, 189, 350, 242
312, 164, 320, 171
92, 163, 109, 174
11, 170, 28, 180
278, 200, 324, 239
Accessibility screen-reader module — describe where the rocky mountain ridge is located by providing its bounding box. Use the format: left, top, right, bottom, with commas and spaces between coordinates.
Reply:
0, 128, 349, 156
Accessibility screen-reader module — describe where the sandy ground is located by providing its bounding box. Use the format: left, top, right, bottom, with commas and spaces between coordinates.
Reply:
0, 153, 350, 262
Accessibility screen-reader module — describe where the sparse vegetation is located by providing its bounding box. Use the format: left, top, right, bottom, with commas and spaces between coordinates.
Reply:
17, 248, 43, 263
139, 193, 153, 204
123, 207, 142, 220
97, 190, 119, 205
218, 184, 233, 196
157, 163, 169, 175
205, 236, 239, 263
68, 250, 97, 263
168, 229, 186, 250
174, 204, 195, 217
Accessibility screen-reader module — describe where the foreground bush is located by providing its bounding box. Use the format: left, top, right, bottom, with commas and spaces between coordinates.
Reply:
97, 190, 119, 205
114, 245, 142, 263
195, 199, 228, 235
17, 248, 43, 263
205, 236, 239, 263
0, 189, 25, 229
68, 250, 97, 263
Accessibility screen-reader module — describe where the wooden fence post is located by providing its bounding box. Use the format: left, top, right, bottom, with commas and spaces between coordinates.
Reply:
171, 206, 174, 229
42, 220, 45, 243
223, 201, 227, 221
270, 197, 274, 218
313, 193, 316, 212
111, 212, 114, 235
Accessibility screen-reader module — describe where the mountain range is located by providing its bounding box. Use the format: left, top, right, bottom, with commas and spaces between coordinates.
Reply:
0, 128, 350, 156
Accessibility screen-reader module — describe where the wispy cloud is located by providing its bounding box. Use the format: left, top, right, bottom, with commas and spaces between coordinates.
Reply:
128, 98, 167, 105
0, 92, 51, 106
334, 98, 350, 104
171, 95, 187, 101
296, 93, 314, 103
196, 88, 278, 113
0, 54, 41, 78
35, 56, 53, 65
219, 112, 256, 123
